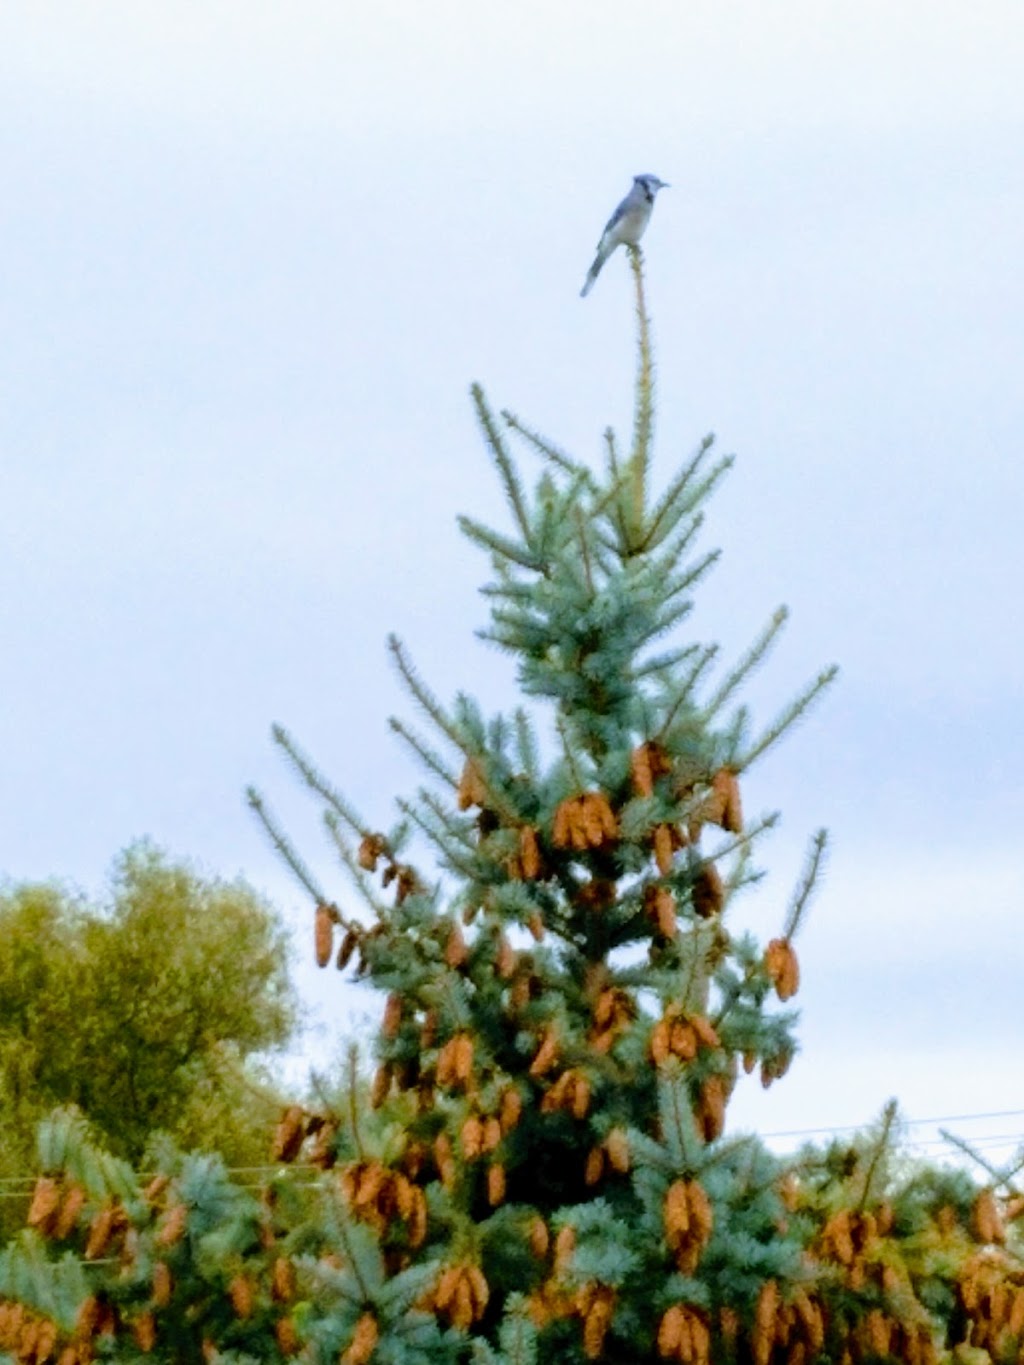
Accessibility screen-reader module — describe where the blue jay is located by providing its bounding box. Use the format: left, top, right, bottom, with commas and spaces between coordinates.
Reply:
580, 174, 669, 297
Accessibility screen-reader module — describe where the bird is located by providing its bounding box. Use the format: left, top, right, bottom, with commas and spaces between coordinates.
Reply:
580, 174, 669, 298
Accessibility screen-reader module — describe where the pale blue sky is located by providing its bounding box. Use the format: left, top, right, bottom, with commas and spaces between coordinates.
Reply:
1, 3, 1022, 1164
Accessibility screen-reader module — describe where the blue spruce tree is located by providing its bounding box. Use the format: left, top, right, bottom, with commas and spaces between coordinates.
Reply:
248, 246, 837, 1364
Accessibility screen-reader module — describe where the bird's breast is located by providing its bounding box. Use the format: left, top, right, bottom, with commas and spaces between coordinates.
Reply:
615, 203, 653, 245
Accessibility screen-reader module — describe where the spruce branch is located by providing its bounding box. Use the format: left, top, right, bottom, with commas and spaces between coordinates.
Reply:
856, 1099, 899, 1210
938, 1132, 1024, 1188
590, 445, 636, 524
783, 829, 829, 941
603, 426, 633, 555
702, 811, 780, 868
323, 813, 388, 920
660, 549, 722, 609
675, 920, 717, 1015
627, 245, 654, 540
703, 608, 789, 720
513, 707, 540, 784
647, 510, 706, 584
497, 1297, 539, 1364
271, 723, 368, 839
722, 840, 754, 905
345, 1043, 365, 1160
418, 791, 481, 856
738, 664, 840, 769
478, 616, 552, 655
478, 578, 538, 603
721, 703, 751, 765
471, 382, 532, 542
641, 437, 722, 551
334, 1211, 380, 1302
556, 714, 586, 791
642, 454, 736, 557
575, 506, 595, 596
633, 597, 695, 652
632, 642, 702, 682
502, 408, 592, 483
458, 514, 545, 572
656, 645, 720, 741
388, 634, 465, 753
246, 787, 328, 904
398, 795, 482, 882
387, 717, 461, 790
659, 1069, 703, 1173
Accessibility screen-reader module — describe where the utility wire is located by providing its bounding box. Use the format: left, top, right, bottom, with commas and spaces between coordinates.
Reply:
0, 1111, 1019, 1191
760, 1108, 1024, 1139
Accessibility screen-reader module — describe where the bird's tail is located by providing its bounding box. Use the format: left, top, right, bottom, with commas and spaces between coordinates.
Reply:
579, 249, 607, 298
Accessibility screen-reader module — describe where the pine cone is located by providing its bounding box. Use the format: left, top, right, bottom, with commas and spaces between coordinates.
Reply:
653, 822, 686, 874
457, 758, 488, 810
272, 1104, 308, 1162
631, 740, 671, 797
370, 1063, 392, 1108
314, 903, 335, 967
529, 1027, 559, 1077
519, 825, 542, 878
553, 794, 618, 851
152, 1262, 173, 1307
342, 1312, 379, 1365
971, 1189, 1005, 1244
26, 1177, 61, 1235
228, 1275, 254, 1319
582, 1287, 614, 1359
645, 885, 677, 937
84, 1205, 119, 1260
460, 1115, 484, 1160
132, 1311, 156, 1352
487, 1162, 506, 1206
499, 1086, 523, 1133
695, 1074, 727, 1141
358, 833, 386, 871
382, 992, 403, 1037
272, 1257, 296, 1303
704, 769, 743, 833
528, 1216, 550, 1259
764, 937, 800, 1000
691, 863, 724, 917
753, 1280, 780, 1365
53, 1184, 86, 1240
605, 1128, 630, 1173
585, 1147, 605, 1186
444, 920, 469, 968
275, 1315, 301, 1356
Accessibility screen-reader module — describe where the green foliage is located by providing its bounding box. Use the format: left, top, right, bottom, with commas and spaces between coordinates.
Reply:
0, 844, 297, 1239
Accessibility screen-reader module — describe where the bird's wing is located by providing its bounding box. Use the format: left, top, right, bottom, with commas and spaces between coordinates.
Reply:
599, 194, 632, 241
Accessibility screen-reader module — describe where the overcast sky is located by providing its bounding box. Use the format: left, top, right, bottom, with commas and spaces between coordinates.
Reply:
1, 3, 1022, 1169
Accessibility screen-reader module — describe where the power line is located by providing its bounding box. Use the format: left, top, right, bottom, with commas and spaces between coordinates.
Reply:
760, 1108, 1024, 1139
